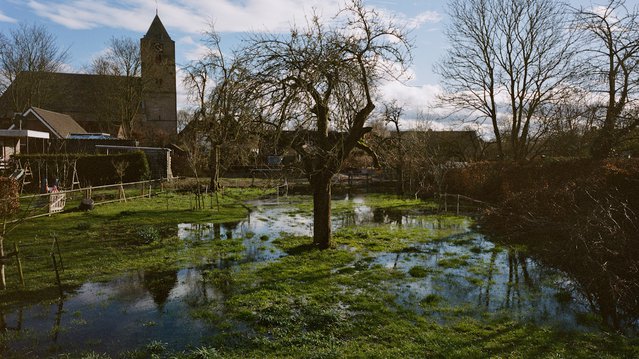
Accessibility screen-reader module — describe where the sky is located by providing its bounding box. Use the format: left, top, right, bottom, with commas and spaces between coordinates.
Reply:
0, 0, 637, 132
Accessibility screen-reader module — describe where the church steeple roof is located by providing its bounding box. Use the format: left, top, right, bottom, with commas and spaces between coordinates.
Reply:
144, 15, 171, 41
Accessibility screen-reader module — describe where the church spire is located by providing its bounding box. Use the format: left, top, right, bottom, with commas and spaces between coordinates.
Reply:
143, 14, 171, 41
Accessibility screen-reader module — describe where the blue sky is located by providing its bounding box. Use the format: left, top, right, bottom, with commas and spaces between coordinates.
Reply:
0, 0, 637, 130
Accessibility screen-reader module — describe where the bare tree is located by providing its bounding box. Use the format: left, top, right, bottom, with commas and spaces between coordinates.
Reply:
575, 0, 639, 159
436, 0, 577, 160
0, 23, 69, 112
91, 37, 141, 77
88, 37, 144, 138
243, 0, 412, 248
379, 101, 406, 195
182, 27, 256, 191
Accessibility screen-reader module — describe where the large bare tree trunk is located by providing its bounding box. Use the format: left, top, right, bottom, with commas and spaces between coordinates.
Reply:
311, 173, 333, 249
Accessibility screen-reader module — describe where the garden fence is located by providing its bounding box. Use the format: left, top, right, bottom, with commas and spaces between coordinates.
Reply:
2, 179, 166, 223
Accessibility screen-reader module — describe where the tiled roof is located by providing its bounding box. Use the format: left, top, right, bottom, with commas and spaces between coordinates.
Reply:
27, 107, 87, 138
0, 71, 141, 124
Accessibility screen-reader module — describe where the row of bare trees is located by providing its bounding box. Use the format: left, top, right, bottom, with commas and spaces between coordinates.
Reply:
436, 0, 639, 160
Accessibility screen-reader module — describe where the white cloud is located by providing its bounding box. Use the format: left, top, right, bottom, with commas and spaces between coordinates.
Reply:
405, 11, 442, 29
26, 0, 153, 31
24, 0, 343, 34
175, 67, 191, 110
185, 44, 212, 62
23, 0, 438, 36
591, 5, 613, 18
0, 11, 17, 23
380, 80, 441, 113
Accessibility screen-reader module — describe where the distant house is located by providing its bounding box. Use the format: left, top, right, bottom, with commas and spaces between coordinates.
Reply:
0, 107, 137, 169
0, 106, 86, 168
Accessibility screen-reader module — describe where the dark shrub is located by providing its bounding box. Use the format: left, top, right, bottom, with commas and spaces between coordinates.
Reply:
0, 177, 20, 216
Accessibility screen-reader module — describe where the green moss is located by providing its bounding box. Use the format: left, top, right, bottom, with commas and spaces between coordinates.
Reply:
437, 255, 470, 269
422, 294, 443, 306
408, 265, 430, 278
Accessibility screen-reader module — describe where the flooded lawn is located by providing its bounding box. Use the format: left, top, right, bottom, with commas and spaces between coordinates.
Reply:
1, 195, 636, 357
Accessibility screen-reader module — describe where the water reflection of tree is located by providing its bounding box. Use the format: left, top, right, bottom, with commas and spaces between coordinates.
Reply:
224, 221, 240, 240
477, 249, 498, 308
181, 268, 222, 307
373, 208, 404, 225
143, 269, 178, 310
181, 265, 232, 316
477, 249, 538, 311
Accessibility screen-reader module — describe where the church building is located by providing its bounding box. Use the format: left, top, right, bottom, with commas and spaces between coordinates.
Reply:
0, 15, 177, 145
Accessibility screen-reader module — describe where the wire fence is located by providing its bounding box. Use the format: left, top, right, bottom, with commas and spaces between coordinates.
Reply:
2, 179, 166, 224
435, 193, 493, 215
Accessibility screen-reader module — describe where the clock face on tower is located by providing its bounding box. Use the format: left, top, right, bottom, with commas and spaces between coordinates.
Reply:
154, 42, 164, 52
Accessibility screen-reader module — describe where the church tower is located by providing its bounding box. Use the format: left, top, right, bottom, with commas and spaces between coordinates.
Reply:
140, 15, 177, 139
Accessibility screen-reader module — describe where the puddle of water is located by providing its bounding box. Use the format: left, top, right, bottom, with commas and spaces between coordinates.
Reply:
375, 237, 591, 330
1, 196, 636, 356
2, 268, 225, 356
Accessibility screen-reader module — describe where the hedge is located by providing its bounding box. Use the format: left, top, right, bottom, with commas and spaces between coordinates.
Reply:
15, 152, 150, 187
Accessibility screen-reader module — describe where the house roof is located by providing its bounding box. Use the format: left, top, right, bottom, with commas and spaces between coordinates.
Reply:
25, 107, 87, 138
0, 71, 141, 119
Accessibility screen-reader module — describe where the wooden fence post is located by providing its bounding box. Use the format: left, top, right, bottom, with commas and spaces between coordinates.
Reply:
14, 243, 24, 286
457, 194, 460, 215
444, 193, 448, 212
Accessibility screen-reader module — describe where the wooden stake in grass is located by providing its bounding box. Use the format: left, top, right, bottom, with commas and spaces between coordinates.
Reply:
14, 243, 24, 286
444, 193, 448, 212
